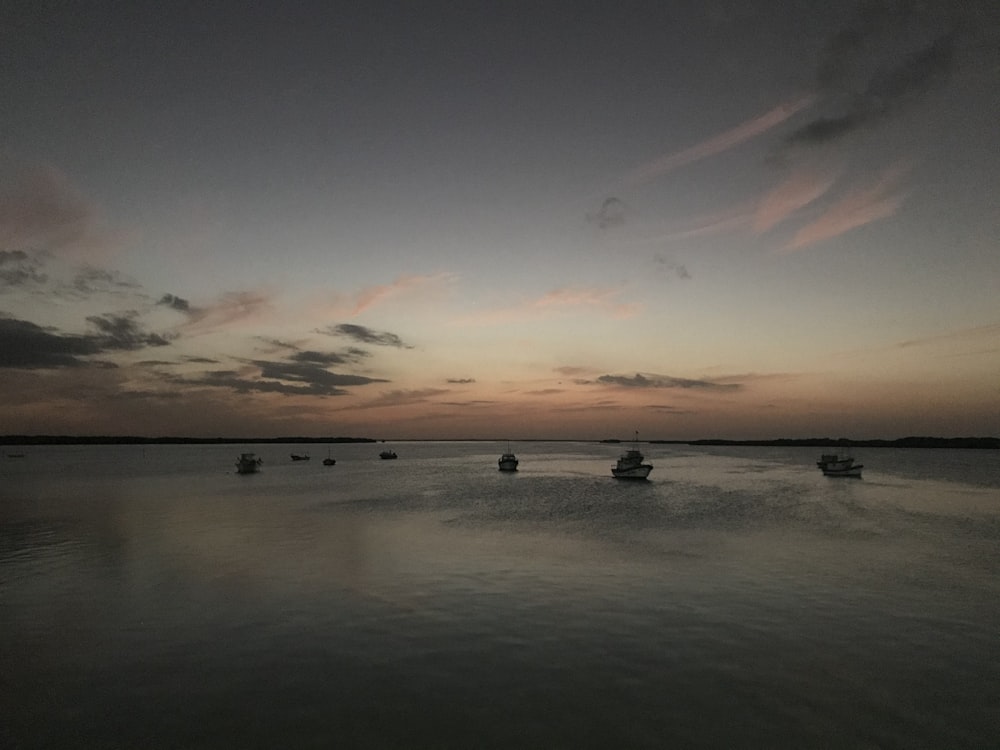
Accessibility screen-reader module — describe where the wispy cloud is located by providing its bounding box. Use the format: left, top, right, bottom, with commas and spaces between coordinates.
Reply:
172, 290, 275, 334
321, 323, 412, 348
897, 322, 1000, 350
620, 95, 815, 188
340, 388, 451, 410
0, 165, 125, 262
457, 286, 639, 326
0, 249, 48, 289
783, 1, 963, 151
341, 273, 456, 316
446, 378, 476, 384
754, 166, 839, 233
596, 372, 741, 391
780, 162, 910, 252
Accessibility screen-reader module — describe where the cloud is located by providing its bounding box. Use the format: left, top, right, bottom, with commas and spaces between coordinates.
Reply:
652, 255, 692, 280
447, 378, 476, 384
784, 0, 962, 149
342, 388, 451, 410
596, 372, 741, 391
780, 162, 910, 252
70, 266, 140, 295
158, 293, 191, 312
458, 286, 639, 326
0, 165, 124, 262
322, 323, 412, 348
178, 356, 390, 398
620, 95, 815, 187
0, 317, 101, 368
86, 313, 171, 350
0, 249, 48, 289
342, 273, 456, 316
896, 322, 1000, 350
754, 167, 839, 233
587, 197, 626, 229
0, 313, 169, 369
290, 349, 370, 365
175, 290, 274, 334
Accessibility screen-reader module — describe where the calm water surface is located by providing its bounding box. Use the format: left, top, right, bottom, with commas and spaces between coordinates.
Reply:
2, 442, 999, 748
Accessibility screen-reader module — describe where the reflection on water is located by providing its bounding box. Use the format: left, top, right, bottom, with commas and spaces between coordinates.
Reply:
1, 443, 999, 748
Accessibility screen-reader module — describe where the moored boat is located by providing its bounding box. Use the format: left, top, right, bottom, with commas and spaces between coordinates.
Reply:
498, 443, 518, 472
817, 453, 863, 478
290, 453, 310, 461
323, 449, 336, 466
235, 453, 263, 474
380, 450, 397, 460
612, 432, 653, 479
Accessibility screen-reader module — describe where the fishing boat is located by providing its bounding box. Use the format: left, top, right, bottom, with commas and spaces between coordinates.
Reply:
611, 433, 653, 479
235, 453, 263, 474
380, 450, 398, 460
498, 443, 518, 472
816, 453, 863, 478
290, 453, 310, 461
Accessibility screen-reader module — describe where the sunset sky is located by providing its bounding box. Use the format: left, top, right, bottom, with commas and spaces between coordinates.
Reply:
2, 1, 998, 440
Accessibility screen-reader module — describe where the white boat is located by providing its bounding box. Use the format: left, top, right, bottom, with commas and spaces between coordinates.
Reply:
817, 453, 863, 478
235, 452, 262, 474
498, 443, 518, 472
612, 433, 653, 479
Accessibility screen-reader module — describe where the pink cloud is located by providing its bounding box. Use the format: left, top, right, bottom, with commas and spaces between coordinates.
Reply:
346, 273, 456, 316
753, 166, 839, 233
0, 165, 126, 263
178, 290, 276, 334
620, 94, 815, 187
779, 162, 911, 253
458, 286, 640, 326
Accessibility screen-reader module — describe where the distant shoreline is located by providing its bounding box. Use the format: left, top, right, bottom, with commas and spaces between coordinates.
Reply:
0, 435, 997, 449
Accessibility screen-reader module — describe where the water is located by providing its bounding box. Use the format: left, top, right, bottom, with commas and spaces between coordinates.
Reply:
2, 442, 999, 748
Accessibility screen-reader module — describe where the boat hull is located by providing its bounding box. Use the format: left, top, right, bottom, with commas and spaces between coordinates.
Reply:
822, 464, 863, 478
498, 458, 518, 471
612, 464, 652, 479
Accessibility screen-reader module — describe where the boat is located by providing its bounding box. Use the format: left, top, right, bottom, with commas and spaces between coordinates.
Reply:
611, 433, 653, 479
380, 450, 397, 460
235, 453, 263, 474
498, 443, 518, 472
816, 453, 863, 478
290, 453, 310, 461
323, 449, 336, 466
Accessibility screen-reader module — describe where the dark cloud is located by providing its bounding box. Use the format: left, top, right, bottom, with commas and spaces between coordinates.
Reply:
251, 359, 387, 391
322, 323, 411, 348
447, 378, 476, 384
290, 349, 370, 366
597, 372, 740, 391
587, 197, 626, 229
0, 313, 170, 369
786, 1, 964, 148
0, 317, 100, 368
0, 250, 48, 288
72, 266, 139, 294
653, 255, 692, 280
86, 313, 171, 350
157, 293, 190, 312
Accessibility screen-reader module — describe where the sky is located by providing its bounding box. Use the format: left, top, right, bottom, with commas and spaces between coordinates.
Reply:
2, 0, 999, 440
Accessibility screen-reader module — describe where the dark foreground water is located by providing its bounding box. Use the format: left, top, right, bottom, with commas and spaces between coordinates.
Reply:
2, 442, 999, 749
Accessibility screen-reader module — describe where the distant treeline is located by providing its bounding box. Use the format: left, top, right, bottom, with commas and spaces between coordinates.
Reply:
657, 437, 1000, 449
0, 435, 378, 446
